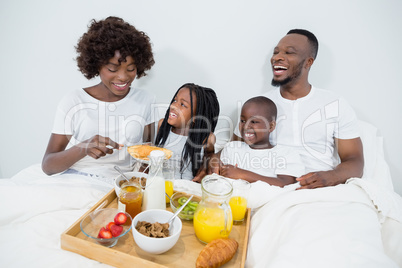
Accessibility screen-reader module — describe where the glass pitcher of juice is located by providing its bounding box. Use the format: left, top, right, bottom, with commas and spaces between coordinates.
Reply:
193, 174, 233, 244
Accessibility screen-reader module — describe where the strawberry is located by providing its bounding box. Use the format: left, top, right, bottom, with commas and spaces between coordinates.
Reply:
97, 227, 113, 239
110, 224, 123, 237
106, 221, 116, 231
114, 212, 127, 225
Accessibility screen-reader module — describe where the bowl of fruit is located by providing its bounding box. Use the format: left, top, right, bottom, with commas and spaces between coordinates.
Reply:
170, 192, 201, 220
80, 208, 132, 247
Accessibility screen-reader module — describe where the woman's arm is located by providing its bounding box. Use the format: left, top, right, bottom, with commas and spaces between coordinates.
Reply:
41, 133, 121, 175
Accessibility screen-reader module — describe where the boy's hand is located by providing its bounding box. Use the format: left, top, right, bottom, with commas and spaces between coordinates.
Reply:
220, 164, 244, 179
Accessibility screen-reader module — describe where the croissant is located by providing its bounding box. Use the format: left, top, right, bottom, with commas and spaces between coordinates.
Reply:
196, 238, 238, 268
127, 144, 173, 161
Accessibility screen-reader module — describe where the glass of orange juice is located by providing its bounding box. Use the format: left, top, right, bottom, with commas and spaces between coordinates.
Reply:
119, 183, 143, 222
229, 179, 250, 224
163, 160, 175, 203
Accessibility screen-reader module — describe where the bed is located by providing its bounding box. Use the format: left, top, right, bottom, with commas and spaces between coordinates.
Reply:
0, 120, 401, 268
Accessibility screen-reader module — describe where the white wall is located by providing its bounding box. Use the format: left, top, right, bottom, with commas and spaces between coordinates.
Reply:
1, 0, 401, 195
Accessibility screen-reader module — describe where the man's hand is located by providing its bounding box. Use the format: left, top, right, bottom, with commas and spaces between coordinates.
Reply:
296, 171, 340, 190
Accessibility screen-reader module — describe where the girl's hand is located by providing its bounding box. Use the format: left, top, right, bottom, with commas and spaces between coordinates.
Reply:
82, 135, 123, 159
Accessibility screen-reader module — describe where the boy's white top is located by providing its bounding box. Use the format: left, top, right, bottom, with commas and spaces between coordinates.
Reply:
52, 88, 157, 178
235, 86, 360, 173
220, 141, 305, 178
163, 130, 201, 180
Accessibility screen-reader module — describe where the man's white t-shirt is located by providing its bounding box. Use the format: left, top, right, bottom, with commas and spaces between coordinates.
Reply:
220, 141, 305, 178
52, 88, 157, 178
234, 86, 360, 173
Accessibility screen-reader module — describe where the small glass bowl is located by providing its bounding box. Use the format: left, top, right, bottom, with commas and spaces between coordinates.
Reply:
80, 208, 132, 247
170, 192, 201, 220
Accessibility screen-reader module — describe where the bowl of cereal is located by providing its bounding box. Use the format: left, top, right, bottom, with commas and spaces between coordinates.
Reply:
132, 209, 182, 254
114, 171, 147, 197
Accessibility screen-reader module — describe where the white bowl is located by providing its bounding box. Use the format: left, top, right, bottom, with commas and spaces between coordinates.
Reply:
114, 171, 148, 197
132, 209, 182, 254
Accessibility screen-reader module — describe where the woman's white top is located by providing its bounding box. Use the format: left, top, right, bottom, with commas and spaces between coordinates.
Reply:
52, 88, 157, 178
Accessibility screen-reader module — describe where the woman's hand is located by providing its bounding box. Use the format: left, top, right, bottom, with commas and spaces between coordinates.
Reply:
42, 133, 122, 175
83, 135, 123, 159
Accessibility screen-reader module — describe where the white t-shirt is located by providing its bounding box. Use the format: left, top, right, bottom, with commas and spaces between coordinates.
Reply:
162, 130, 204, 180
52, 88, 157, 178
234, 86, 360, 173
220, 141, 305, 178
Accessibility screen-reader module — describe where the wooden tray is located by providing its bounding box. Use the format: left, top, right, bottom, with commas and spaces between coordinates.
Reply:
61, 189, 251, 268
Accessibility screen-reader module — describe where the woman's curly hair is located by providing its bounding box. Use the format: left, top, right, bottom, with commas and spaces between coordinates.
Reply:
76, 16, 155, 80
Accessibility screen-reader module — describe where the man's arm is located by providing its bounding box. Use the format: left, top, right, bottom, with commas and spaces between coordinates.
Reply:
297, 137, 364, 189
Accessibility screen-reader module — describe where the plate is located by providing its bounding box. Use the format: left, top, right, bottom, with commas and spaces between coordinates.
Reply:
127, 144, 173, 164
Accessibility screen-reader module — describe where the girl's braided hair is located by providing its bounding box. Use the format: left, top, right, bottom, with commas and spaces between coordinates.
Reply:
155, 83, 220, 177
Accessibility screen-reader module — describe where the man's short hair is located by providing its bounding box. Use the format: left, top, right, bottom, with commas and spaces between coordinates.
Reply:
287, 29, 319, 59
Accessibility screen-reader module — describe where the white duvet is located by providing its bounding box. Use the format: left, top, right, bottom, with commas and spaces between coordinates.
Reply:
1, 164, 402, 267
2, 119, 402, 268
246, 180, 402, 268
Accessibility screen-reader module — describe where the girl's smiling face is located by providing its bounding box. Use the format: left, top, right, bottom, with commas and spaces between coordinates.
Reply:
98, 50, 137, 100
168, 87, 197, 134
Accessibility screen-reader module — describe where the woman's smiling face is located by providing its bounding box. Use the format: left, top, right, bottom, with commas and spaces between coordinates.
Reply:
98, 50, 137, 100
168, 87, 197, 133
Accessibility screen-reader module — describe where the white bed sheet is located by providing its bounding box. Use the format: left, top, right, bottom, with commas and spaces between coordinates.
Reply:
1, 120, 401, 267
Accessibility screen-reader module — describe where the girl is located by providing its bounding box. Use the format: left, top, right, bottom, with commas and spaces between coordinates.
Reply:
42, 17, 156, 180
155, 83, 220, 180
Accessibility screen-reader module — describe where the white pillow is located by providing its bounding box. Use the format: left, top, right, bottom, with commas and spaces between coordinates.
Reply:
358, 120, 393, 191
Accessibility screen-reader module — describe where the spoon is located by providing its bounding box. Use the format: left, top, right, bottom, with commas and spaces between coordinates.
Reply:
167, 195, 193, 228
114, 165, 130, 183
165, 192, 172, 202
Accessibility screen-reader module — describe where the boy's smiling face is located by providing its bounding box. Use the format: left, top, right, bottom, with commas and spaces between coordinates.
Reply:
239, 102, 275, 149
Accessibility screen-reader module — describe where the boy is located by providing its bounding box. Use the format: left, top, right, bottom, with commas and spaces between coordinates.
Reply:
217, 96, 304, 187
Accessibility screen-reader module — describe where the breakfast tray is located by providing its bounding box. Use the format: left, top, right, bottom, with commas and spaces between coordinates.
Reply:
61, 188, 251, 268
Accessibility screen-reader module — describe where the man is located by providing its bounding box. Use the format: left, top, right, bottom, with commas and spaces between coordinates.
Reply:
196, 29, 364, 189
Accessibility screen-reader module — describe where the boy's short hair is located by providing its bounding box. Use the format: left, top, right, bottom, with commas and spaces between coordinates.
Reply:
244, 96, 277, 121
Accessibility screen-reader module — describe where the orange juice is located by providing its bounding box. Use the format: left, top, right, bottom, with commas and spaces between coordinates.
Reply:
165, 180, 173, 203
229, 196, 247, 222
193, 206, 233, 243
119, 185, 142, 221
